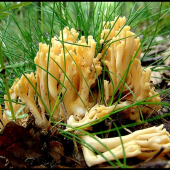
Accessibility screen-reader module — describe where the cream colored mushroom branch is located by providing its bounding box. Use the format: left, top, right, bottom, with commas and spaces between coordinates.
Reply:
80, 124, 170, 167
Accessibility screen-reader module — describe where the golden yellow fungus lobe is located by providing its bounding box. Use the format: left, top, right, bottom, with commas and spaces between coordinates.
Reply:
14, 73, 49, 129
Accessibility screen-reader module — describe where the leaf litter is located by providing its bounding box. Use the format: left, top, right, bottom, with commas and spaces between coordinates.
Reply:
0, 118, 89, 168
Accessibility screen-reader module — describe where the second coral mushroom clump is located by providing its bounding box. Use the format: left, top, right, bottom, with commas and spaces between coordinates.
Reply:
66, 16, 161, 129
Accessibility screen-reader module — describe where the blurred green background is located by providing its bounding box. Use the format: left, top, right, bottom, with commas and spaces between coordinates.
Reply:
0, 2, 170, 36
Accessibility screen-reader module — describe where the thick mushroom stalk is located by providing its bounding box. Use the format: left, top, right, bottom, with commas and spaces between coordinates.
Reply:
80, 124, 170, 167
14, 73, 49, 129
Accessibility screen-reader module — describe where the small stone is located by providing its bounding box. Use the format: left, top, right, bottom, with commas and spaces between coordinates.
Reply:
166, 40, 170, 47
161, 47, 170, 66
162, 107, 169, 113
154, 36, 164, 43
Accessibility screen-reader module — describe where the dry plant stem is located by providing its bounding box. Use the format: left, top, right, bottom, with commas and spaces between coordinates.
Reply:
123, 126, 133, 134
105, 119, 114, 138
0, 105, 4, 128
144, 147, 165, 162
60, 99, 69, 121
72, 137, 82, 161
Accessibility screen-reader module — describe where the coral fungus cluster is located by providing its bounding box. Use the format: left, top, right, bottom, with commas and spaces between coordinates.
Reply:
0, 16, 160, 129
0, 16, 165, 167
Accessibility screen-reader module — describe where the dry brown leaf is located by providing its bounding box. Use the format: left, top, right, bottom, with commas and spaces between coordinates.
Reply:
0, 121, 43, 168
49, 141, 64, 164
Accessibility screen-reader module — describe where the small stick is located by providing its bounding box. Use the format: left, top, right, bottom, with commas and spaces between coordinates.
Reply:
60, 100, 69, 121
123, 126, 133, 134
162, 118, 170, 124
58, 93, 69, 122
0, 119, 4, 128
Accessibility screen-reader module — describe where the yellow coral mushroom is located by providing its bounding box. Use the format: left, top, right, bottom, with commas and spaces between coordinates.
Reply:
66, 102, 129, 131
0, 15, 165, 168
0, 16, 161, 129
